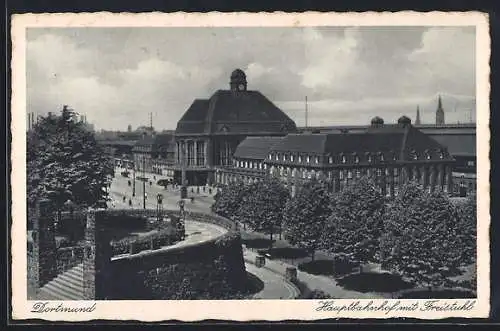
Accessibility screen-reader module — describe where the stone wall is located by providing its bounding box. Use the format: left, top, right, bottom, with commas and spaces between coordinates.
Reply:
80, 208, 245, 300
109, 231, 247, 299
31, 199, 57, 288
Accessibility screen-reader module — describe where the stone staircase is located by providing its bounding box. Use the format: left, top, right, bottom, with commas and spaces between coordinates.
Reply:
38, 263, 84, 300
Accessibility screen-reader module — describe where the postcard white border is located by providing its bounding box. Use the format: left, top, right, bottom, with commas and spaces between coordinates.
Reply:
11, 11, 490, 321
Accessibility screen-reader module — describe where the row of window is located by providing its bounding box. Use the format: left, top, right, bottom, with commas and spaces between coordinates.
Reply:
268, 150, 446, 164
235, 159, 266, 170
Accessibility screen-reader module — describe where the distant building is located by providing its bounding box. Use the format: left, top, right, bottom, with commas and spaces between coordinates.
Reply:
132, 133, 176, 178
415, 105, 421, 125
217, 116, 455, 197
127, 124, 132, 132
436, 95, 445, 125
173, 69, 297, 186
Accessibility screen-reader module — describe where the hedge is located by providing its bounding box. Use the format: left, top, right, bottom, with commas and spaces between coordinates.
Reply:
110, 225, 184, 256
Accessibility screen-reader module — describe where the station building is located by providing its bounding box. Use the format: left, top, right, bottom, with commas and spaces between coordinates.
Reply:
172, 69, 297, 186
216, 116, 456, 197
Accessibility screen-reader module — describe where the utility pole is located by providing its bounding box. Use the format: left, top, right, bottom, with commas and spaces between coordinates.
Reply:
305, 96, 308, 129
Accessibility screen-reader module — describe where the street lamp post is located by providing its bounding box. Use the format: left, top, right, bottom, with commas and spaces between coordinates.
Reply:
132, 163, 136, 197
143, 156, 146, 209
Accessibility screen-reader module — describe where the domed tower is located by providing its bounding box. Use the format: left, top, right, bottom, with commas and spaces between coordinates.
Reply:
230, 68, 247, 92
398, 115, 412, 127
371, 116, 384, 127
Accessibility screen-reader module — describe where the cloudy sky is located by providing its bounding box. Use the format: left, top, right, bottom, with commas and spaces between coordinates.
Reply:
26, 26, 476, 130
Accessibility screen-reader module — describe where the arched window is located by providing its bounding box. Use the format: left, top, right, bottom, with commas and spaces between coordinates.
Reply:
347, 170, 352, 179
315, 156, 319, 164
355, 155, 360, 164
290, 154, 295, 162
341, 154, 346, 164
306, 155, 310, 163
329, 156, 333, 164
276, 153, 279, 161
268, 153, 272, 160
298, 155, 302, 163
380, 153, 384, 162
283, 154, 287, 161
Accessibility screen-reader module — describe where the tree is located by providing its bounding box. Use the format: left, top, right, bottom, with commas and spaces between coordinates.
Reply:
237, 177, 290, 243
380, 182, 472, 288
283, 179, 332, 260
454, 194, 477, 267
211, 180, 250, 226
322, 176, 386, 265
27, 106, 114, 218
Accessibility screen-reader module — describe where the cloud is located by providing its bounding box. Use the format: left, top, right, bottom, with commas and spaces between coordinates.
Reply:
26, 27, 476, 130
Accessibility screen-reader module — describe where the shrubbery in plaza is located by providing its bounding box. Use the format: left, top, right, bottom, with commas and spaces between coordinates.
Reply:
283, 179, 332, 261
27, 106, 113, 220
380, 183, 476, 288
237, 177, 290, 243
322, 176, 386, 265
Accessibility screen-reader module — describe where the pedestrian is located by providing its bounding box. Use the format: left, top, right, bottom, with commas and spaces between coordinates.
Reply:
123, 196, 126, 203
128, 199, 132, 207
150, 181, 152, 186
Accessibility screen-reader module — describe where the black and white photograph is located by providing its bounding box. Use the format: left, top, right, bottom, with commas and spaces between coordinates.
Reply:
11, 12, 490, 321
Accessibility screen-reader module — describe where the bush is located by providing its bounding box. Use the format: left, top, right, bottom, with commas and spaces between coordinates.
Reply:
257, 247, 309, 260
337, 272, 414, 293
298, 260, 335, 276
397, 287, 476, 299
111, 227, 180, 256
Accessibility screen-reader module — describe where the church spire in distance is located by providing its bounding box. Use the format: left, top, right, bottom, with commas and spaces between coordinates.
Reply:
415, 105, 421, 125
436, 95, 445, 125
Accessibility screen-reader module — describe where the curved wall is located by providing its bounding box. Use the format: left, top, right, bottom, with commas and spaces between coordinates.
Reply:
84, 209, 246, 300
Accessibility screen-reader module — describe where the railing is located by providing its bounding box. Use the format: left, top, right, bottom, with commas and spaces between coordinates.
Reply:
56, 246, 85, 274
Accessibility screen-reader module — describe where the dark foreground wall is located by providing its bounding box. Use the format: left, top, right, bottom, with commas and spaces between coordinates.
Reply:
108, 231, 247, 299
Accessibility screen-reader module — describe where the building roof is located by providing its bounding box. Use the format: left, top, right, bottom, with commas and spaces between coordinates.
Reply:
233, 136, 284, 160
427, 134, 476, 156
97, 140, 137, 147
133, 133, 175, 153
176, 89, 297, 135
267, 123, 453, 164
296, 124, 476, 157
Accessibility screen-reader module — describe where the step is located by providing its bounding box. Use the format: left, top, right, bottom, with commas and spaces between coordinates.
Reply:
38, 288, 61, 300
42, 281, 84, 300
64, 268, 84, 282
57, 273, 83, 288
52, 278, 84, 294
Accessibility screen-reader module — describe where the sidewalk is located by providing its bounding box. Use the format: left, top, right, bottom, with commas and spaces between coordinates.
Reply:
243, 249, 390, 299
245, 262, 299, 299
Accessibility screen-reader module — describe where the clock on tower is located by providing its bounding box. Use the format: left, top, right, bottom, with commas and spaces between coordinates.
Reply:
230, 68, 247, 92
